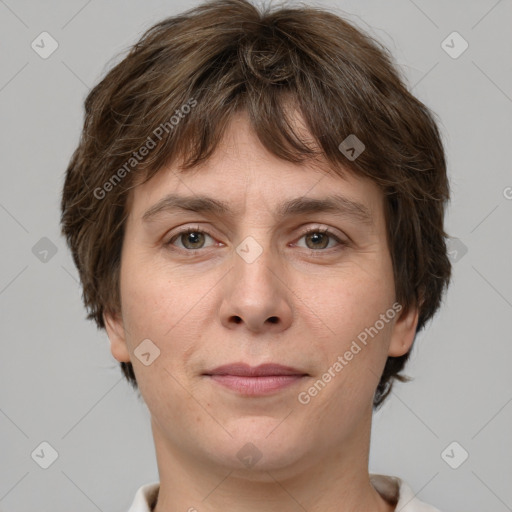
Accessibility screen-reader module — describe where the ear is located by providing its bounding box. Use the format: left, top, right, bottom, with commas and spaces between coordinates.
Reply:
103, 309, 131, 363
387, 304, 420, 357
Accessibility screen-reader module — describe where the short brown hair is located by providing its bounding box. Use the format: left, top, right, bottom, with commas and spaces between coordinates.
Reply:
60, 0, 451, 409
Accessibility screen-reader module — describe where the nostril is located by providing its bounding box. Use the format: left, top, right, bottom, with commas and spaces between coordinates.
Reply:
268, 316, 278, 324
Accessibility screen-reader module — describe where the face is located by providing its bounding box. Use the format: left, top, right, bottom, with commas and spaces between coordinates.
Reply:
105, 111, 418, 476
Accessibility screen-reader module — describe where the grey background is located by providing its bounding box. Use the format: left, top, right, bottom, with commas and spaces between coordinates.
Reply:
1, 0, 511, 510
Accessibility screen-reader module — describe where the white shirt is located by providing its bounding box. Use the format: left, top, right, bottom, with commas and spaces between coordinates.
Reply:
126, 474, 442, 511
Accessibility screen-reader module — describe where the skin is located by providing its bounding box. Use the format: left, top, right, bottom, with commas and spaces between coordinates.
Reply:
105, 110, 418, 512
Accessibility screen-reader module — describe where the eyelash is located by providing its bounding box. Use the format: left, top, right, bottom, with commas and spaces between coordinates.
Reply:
165, 225, 348, 254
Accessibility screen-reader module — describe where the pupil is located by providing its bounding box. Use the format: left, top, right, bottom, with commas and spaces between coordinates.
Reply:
185, 232, 202, 248
308, 232, 328, 249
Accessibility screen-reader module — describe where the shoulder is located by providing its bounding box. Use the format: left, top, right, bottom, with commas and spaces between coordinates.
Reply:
370, 474, 443, 512
129, 477, 443, 512
126, 482, 159, 512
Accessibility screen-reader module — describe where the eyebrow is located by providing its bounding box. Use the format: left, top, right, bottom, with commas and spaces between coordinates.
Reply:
142, 193, 373, 225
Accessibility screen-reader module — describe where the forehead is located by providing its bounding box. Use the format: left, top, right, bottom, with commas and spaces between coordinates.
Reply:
126, 112, 384, 225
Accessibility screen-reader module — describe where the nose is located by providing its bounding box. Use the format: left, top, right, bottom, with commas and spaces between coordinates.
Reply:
219, 239, 294, 334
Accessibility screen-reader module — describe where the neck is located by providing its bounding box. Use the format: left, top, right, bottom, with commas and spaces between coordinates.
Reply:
151, 409, 394, 512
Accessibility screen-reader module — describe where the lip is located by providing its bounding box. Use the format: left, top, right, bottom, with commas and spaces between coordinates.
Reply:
203, 363, 308, 396
204, 363, 307, 377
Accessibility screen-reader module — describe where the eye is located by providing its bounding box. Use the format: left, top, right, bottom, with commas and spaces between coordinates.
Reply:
295, 228, 346, 251
165, 226, 347, 253
166, 227, 216, 251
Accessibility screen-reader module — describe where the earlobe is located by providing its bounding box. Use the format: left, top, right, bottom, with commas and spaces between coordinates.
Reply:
387, 305, 420, 357
103, 309, 131, 363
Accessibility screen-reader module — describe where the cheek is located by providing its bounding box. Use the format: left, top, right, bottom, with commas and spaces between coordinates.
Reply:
119, 256, 218, 376
120, 273, 168, 341
316, 272, 393, 340
304, 267, 395, 405
119, 256, 192, 337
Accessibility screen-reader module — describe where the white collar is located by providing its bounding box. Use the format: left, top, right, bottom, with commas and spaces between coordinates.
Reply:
127, 474, 442, 511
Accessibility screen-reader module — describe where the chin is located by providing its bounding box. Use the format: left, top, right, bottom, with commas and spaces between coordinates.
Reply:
213, 423, 308, 473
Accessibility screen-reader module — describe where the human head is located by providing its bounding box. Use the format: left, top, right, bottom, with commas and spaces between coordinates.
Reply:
60, 0, 451, 410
